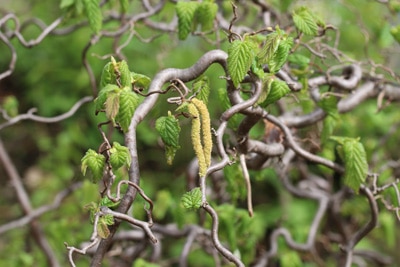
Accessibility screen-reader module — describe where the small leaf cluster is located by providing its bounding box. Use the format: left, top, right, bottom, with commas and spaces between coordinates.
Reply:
330, 136, 369, 193
85, 196, 120, 239
81, 142, 131, 183
175, 0, 218, 40
155, 112, 181, 165
95, 57, 149, 133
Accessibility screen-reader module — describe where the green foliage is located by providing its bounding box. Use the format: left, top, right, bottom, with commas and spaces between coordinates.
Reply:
292, 6, 321, 36
181, 187, 202, 210
81, 149, 105, 183
227, 39, 255, 87
100, 195, 120, 209
82, 0, 102, 34
195, 1, 218, 31
1, 95, 19, 117
192, 76, 210, 105
118, 60, 132, 88
115, 87, 140, 132
260, 78, 291, 107
119, 0, 129, 13
131, 72, 151, 90
109, 142, 131, 170
95, 84, 119, 112
155, 112, 181, 164
330, 136, 369, 193
176, 1, 199, 40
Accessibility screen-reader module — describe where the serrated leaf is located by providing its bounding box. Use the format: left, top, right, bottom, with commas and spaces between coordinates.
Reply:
83, 0, 102, 34
115, 88, 139, 132
227, 40, 255, 87
100, 62, 115, 89
95, 84, 120, 113
268, 37, 293, 73
195, 2, 218, 31
131, 72, 151, 90
155, 113, 181, 148
331, 137, 368, 193
176, 1, 199, 40
102, 214, 114, 225
342, 139, 368, 193
262, 79, 290, 106
109, 142, 131, 170
181, 187, 202, 210
119, 0, 129, 13
118, 60, 131, 88
97, 220, 110, 239
257, 31, 280, 64
81, 149, 105, 183
100, 195, 120, 209
105, 90, 120, 120
193, 76, 210, 105
292, 7, 319, 36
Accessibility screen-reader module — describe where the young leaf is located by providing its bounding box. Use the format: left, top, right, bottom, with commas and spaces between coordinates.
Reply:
330, 137, 368, 193
257, 31, 280, 64
318, 95, 339, 118
288, 53, 310, 70
102, 214, 114, 225
176, 1, 199, 40
227, 40, 255, 87
115, 88, 139, 132
131, 72, 151, 90
81, 149, 105, 183
100, 195, 120, 209
193, 76, 210, 105
118, 60, 132, 88
100, 62, 115, 89
155, 113, 181, 149
195, 2, 218, 31
95, 84, 120, 113
109, 142, 131, 170
268, 36, 293, 73
292, 6, 319, 36
119, 0, 129, 13
97, 220, 110, 239
261, 79, 290, 106
83, 0, 102, 34
105, 90, 120, 120
181, 187, 202, 210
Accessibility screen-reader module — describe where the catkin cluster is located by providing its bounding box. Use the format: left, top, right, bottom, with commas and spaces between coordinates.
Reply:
187, 98, 212, 177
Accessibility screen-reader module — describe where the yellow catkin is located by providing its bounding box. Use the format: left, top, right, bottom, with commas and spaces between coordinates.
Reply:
191, 98, 212, 168
187, 103, 207, 177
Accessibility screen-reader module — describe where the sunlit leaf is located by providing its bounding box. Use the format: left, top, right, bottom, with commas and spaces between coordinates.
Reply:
261, 79, 290, 106
105, 90, 120, 120
109, 142, 131, 170
100, 195, 120, 209
181, 187, 202, 210
118, 60, 132, 88
115, 88, 139, 132
195, 2, 218, 31
228, 39, 255, 87
95, 84, 120, 113
97, 220, 110, 239
292, 6, 319, 36
81, 149, 105, 183
131, 72, 151, 90
176, 1, 199, 40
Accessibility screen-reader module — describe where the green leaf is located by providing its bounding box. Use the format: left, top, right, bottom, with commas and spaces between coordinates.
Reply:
268, 37, 293, 73
2, 95, 19, 117
81, 149, 105, 183
119, 0, 129, 13
288, 53, 310, 70
95, 84, 120, 113
118, 60, 132, 88
115, 88, 139, 132
390, 25, 400, 44
321, 115, 338, 144
292, 6, 319, 36
100, 195, 120, 209
176, 1, 199, 40
60, 0, 75, 9
131, 72, 151, 90
97, 220, 110, 239
261, 79, 290, 106
281, 251, 302, 267
330, 137, 368, 193
227, 40, 255, 87
257, 31, 280, 64
155, 112, 181, 148
105, 90, 120, 120
83, 0, 102, 34
193, 76, 210, 105
195, 2, 218, 31
181, 187, 202, 210
100, 62, 115, 89
102, 214, 114, 225
109, 142, 131, 170
318, 95, 339, 118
